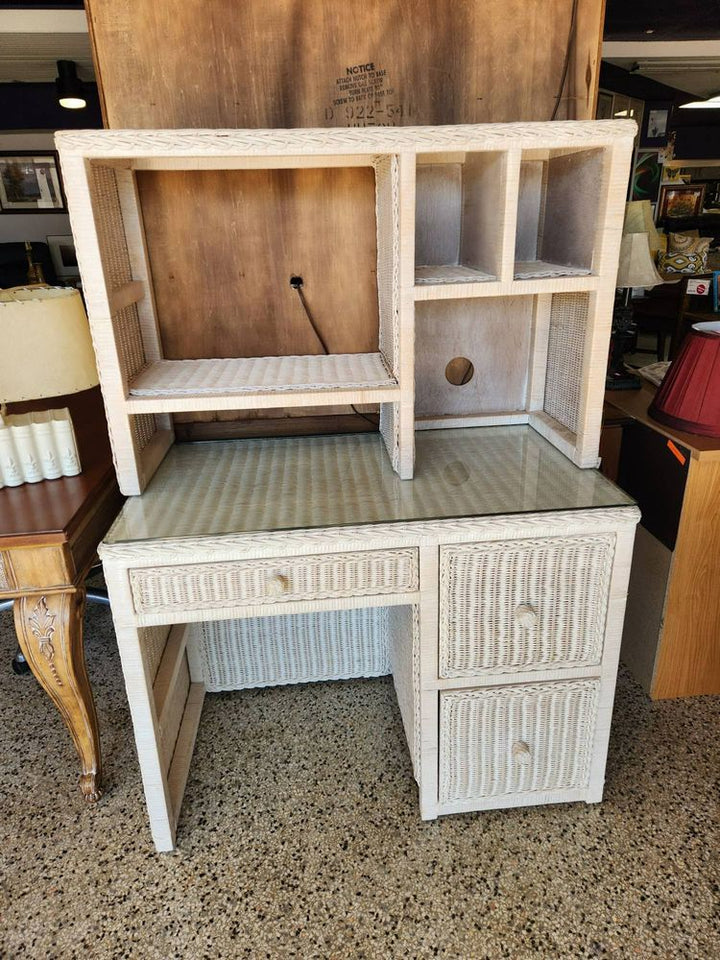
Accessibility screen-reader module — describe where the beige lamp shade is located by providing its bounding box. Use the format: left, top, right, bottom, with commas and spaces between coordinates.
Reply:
616, 233, 665, 289
0, 286, 99, 403
623, 200, 662, 257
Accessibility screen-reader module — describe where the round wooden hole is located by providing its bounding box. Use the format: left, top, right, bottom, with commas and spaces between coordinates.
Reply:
445, 356, 475, 386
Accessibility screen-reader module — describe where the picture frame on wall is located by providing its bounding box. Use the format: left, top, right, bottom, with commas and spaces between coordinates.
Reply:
0, 152, 66, 213
47, 234, 79, 278
658, 183, 706, 219
640, 102, 673, 148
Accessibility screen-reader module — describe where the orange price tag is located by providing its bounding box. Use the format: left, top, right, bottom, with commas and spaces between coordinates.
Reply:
666, 440, 687, 466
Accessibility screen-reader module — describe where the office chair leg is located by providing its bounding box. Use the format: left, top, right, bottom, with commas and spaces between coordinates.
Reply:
86, 588, 110, 606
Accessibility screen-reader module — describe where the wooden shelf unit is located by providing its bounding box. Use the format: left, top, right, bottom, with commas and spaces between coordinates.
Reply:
56, 122, 635, 495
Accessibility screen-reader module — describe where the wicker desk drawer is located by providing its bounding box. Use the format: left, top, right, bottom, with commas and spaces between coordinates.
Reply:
439, 534, 614, 677
129, 548, 419, 616
439, 678, 600, 804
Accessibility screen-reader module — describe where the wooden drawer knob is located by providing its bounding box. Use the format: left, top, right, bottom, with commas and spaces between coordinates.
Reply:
512, 740, 532, 766
266, 573, 290, 596
514, 603, 538, 628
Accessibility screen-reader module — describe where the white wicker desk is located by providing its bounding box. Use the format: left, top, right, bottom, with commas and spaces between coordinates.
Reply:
100, 426, 639, 851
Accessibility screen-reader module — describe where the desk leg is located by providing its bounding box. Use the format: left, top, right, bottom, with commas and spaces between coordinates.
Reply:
14, 589, 102, 802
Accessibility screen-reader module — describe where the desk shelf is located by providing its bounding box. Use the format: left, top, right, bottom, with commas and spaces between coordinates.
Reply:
126, 353, 399, 413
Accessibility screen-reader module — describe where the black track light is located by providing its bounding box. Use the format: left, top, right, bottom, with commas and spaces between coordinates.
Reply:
56, 60, 87, 110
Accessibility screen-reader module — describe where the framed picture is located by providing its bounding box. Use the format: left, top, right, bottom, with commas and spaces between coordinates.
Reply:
640, 102, 673, 148
632, 151, 662, 203
47, 234, 79, 278
0, 152, 66, 213
658, 183, 706, 219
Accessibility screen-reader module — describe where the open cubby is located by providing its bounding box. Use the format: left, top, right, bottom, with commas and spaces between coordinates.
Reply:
514, 147, 605, 280
414, 291, 597, 468
415, 297, 532, 419
57, 122, 634, 493
415, 152, 506, 285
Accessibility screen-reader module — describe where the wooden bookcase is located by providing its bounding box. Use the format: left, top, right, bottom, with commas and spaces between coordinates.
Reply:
57, 121, 635, 495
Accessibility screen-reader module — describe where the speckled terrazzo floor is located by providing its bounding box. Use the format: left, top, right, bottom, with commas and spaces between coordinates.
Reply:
1, 600, 718, 960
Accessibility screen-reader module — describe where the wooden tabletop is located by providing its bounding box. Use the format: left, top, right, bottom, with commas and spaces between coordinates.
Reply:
605, 382, 720, 463
0, 387, 122, 547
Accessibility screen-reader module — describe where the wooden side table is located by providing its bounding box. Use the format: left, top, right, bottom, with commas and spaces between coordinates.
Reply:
602, 384, 720, 699
0, 387, 123, 800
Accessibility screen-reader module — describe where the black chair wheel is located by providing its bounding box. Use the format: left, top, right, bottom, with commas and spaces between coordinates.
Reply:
11, 656, 31, 676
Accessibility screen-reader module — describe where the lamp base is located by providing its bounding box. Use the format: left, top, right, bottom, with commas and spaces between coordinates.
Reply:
0, 408, 81, 488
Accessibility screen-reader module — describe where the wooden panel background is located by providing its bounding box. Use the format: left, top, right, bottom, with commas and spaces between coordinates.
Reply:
85, 0, 606, 435
136, 167, 379, 360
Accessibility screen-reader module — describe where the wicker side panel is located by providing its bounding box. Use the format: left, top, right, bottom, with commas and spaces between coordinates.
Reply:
389, 605, 421, 780
112, 303, 146, 384
129, 413, 158, 452
112, 304, 156, 452
130, 549, 418, 616
189, 607, 390, 691
374, 155, 400, 378
88, 163, 133, 289
88, 165, 158, 456
439, 534, 614, 677
159, 656, 190, 773
543, 293, 589, 436
139, 624, 172, 683
439, 679, 600, 803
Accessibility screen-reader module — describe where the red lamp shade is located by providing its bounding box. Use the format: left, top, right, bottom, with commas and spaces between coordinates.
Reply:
649, 322, 720, 437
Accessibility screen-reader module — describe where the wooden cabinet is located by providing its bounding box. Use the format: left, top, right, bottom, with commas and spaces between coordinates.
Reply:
603, 386, 720, 699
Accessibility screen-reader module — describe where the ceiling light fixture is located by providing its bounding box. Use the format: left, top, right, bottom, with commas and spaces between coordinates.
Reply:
55, 60, 87, 110
680, 93, 720, 109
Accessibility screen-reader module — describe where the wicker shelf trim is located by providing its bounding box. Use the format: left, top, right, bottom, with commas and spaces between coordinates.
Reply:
56, 121, 637, 158
415, 265, 497, 285
514, 262, 592, 280
439, 678, 600, 803
129, 548, 419, 615
129, 353, 397, 398
100, 506, 641, 564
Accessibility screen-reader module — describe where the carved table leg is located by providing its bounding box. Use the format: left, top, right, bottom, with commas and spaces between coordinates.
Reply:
13, 589, 102, 802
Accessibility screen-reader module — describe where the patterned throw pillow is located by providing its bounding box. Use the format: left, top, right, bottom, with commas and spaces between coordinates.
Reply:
668, 232, 712, 256
657, 251, 707, 275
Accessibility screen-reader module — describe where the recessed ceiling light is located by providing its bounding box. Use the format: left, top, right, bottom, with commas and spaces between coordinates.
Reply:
645, 29, 655, 34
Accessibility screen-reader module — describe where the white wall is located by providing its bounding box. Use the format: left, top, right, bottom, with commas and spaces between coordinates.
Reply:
0, 132, 72, 243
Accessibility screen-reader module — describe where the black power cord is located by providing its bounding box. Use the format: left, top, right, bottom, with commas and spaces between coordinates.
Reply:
290, 276, 379, 429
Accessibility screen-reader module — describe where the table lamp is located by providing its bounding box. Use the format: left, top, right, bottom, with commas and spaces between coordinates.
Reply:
0, 286, 99, 487
606, 231, 665, 390
649, 321, 720, 437
623, 200, 663, 258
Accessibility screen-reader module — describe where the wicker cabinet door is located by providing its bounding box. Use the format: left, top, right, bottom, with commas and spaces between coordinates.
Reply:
439, 679, 600, 804
439, 534, 615, 677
